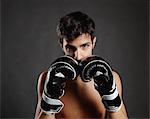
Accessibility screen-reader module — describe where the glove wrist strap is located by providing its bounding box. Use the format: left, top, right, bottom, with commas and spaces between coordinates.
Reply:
102, 92, 122, 112
41, 93, 64, 114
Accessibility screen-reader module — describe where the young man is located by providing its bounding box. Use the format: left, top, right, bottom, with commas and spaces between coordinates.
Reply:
35, 11, 128, 119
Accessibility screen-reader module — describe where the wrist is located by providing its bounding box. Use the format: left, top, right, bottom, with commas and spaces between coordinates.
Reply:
101, 89, 122, 112
41, 93, 64, 114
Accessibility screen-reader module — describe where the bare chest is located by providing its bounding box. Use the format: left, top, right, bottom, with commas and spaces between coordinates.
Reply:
56, 77, 106, 119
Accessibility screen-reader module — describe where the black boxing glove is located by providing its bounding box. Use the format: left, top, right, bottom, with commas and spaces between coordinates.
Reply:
41, 55, 78, 114
79, 55, 122, 112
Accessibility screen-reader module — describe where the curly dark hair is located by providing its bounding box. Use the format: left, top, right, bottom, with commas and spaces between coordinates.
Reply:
56, 11, 95, 45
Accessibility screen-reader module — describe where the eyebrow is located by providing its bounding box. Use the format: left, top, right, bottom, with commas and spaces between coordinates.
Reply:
80, 42, 91, 47
65, 42, 91, 49
65, 44, 75, 48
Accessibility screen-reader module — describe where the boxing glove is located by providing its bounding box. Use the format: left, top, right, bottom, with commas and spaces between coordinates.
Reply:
41, 55, 78, 114
79, 55, 122, 112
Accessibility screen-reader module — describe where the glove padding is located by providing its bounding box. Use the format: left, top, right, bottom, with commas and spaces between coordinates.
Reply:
41, 55, 78, 114
79, 55, 122, 112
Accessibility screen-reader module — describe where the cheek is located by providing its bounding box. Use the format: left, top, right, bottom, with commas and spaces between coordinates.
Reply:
63, 49, 74, 56
84, 47, 93, 56
64, 51, 70, 55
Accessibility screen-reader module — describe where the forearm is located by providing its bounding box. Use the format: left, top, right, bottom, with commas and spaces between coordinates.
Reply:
106, 104, 128, 119
34, 106, 56, 119
37, 111, 55, 119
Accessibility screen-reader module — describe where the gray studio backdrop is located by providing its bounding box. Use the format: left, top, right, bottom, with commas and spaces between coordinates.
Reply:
1, 0, 149, 118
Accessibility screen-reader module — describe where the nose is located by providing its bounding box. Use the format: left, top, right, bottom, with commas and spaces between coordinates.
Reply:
74, 49, 83, 61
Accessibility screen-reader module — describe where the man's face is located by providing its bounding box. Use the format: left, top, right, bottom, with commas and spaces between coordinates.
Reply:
62, 33, 96, 62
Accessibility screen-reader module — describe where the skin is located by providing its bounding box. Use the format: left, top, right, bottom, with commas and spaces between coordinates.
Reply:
35, 33, 128, 119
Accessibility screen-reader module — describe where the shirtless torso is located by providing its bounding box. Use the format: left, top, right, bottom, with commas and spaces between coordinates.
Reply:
35, 70, 126, 119
56, 76, 105, 118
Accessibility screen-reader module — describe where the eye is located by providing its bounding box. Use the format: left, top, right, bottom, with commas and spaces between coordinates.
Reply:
65, 45, 76, 52
66, 47, 72, 52
82, 44, 90, 49
66, 47, 70, 51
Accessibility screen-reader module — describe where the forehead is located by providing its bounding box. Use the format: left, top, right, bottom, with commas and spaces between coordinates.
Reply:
63, 34, 92, 47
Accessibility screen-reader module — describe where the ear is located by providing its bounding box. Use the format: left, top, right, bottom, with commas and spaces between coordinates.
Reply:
58, 38, 63, 48
92, 37, 96, 49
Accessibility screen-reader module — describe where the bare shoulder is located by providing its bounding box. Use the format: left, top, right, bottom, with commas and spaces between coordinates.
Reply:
35, 71, 48, 119
112, 71, 122, 84
112, 71, 123, 96
37, 71, 48, 98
